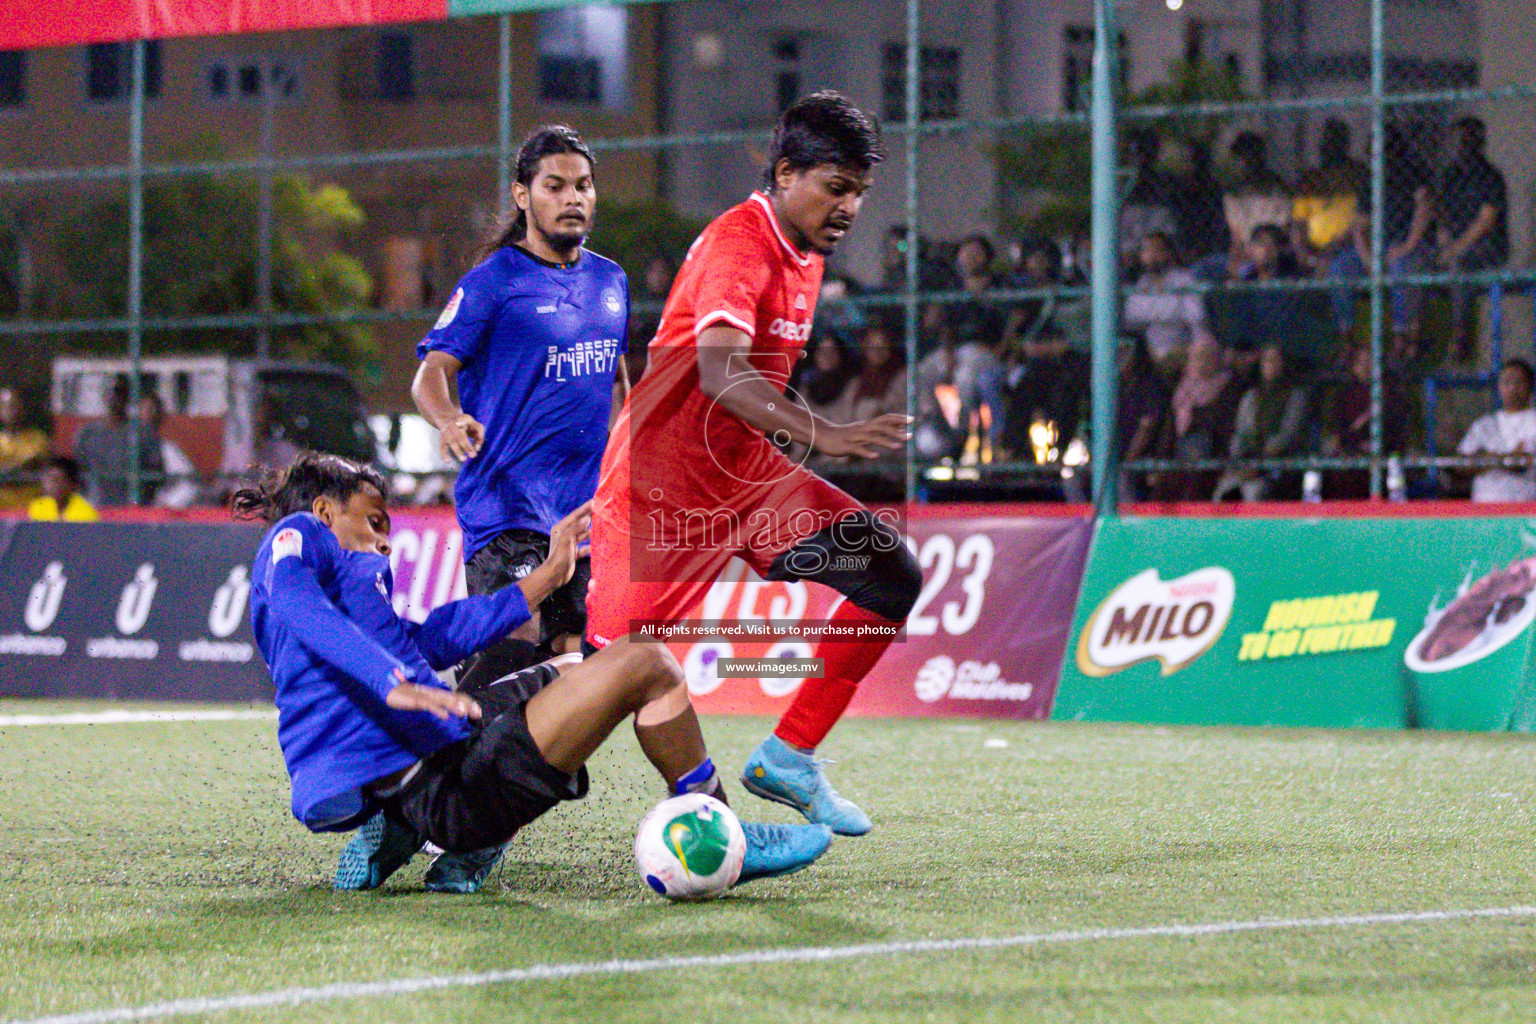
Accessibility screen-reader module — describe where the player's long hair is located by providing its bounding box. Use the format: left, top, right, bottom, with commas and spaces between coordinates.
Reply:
477, 125, 596, 262
764, 91, 886, 189
231, 451, 388, 524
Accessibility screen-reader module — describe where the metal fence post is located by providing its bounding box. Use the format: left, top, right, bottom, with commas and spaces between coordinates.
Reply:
127, 39, 146, 506
1090, 0, 1121, 517
903, 0, 920, 504
1368, 0, 1385, 498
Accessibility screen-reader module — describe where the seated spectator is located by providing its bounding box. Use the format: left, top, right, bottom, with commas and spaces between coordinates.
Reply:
1330, 123, 1434, 358
75, 375, 163, 506
1000, 238, 1090, 461
1228, 224, 1310, 371
1196, 132, 1292, 283
1436, 116, 1509, 364
1117, 333, 1171, 503
1122, 231, 1209, 377
28, 456, 99, 522
797, 332, 856, 422
1321, 345, 1408, 499
138, 392, 200, 508
814, 275, 868, 349
829, 323, 907, 429
0, 386, 49, 510
1291, 118, 1368, 276
1456, 357, 1536, 502
1154, 333, 1245, 501
1214, 344, 1311, 502
915, 235, 1008, 461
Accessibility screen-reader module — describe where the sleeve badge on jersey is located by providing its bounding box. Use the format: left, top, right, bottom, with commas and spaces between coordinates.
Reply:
272, 528, 303, 563
434, 287, 465, 331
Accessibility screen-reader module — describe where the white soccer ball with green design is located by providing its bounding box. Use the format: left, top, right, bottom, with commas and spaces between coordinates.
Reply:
634, 793, 746, 900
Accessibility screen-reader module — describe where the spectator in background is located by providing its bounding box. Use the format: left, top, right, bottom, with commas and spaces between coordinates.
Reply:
929, 234, 1008, 460
252, 396, 302, 471
0, 386, 49, 510
28, 456, 98, 522
1291, 118, 1368, 276
1165, 137, 1228, 265
1156, 332, 1245, 502
75, 375, 162, 507
1228, 224, 1309, 372
1117, 333, 1171, 503
1120, 130, 1178, 272
138, 392, 200, 508
829, 322, 907, 430
1437, 116, 1509, 364
815, 274, 868, 349
1331, 123, 1434, 357
1122, 231, 1209, 377
798, 332, 857, 421
1200, 132, 1292, 283
1000, 238, 1090, 460
880, 225, 956, 362
1322, 345, 1407, 499
1214, 344, 1311, 502
1456, 357, 1536, 502
625, 254, 674, 383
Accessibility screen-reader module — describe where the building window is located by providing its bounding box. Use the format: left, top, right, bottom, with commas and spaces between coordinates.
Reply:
378, 32, 414, 101
86, 41, 162, 102
0, 51, 24, 109
538, 4, 630, 110
881, 44, 960, 122
205, 57, 300, 103
773, 38, 801, 114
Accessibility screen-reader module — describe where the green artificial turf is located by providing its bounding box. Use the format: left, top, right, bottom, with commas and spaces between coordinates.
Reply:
3, 701, 1536, 1023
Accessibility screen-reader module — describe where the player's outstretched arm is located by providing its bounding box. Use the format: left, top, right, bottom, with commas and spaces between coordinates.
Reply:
412, 351, 485, 462
383, 669, 481, 721
696, 325, 910, 460
405, 501, 591, 669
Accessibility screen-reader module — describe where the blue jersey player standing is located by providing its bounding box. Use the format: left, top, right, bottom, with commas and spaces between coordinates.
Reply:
236, 451, 832, 894
412, 125, 628, 689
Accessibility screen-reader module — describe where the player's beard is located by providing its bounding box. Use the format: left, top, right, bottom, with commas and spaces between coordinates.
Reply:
533, 209, 592, 259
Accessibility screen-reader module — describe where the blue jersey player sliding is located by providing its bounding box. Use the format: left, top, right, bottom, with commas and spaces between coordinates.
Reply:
236, 451, 831, 894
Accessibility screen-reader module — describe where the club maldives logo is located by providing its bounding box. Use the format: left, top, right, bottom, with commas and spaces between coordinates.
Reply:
1077, 567, 1236, 677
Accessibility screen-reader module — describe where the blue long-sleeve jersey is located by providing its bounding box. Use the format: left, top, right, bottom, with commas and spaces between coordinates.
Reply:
250, 512, 532, 832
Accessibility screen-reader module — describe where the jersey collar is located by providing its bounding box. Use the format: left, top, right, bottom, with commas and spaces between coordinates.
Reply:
750, 192, 814, 267
512, 243, 582, 271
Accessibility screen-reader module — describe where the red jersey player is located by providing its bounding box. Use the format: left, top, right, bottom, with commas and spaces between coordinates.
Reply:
586, 92, 921, 837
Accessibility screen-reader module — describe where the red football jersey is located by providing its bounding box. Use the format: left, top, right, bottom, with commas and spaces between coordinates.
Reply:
595, 192, 824, 535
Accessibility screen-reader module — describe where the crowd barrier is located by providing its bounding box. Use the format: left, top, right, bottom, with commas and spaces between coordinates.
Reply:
4, 504, 1534, 734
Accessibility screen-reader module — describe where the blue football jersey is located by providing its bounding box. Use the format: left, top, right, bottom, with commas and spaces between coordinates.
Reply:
250, 512, 532, 832
418, 245, 628, 559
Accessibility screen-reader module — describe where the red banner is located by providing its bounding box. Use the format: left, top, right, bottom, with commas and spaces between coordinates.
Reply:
387, 507, 1093, 721
1, 0, 446, 50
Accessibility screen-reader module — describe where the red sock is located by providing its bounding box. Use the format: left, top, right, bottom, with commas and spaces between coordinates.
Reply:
775, 600, 900, 750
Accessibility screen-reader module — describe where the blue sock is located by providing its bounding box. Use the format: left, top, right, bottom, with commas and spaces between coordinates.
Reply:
672, 758, 722, 798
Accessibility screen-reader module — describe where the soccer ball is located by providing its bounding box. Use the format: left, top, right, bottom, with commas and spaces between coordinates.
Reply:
634, 793, 746, 901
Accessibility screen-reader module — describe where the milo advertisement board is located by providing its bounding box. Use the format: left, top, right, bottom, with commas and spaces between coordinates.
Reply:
1055, 516, 1536, 732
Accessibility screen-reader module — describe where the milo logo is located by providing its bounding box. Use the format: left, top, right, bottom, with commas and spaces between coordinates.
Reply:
1077, 567, 1235, 677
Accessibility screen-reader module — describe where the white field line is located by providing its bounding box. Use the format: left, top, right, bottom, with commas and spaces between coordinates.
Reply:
9, 904, 1536, 1024
0, 710, 275, 727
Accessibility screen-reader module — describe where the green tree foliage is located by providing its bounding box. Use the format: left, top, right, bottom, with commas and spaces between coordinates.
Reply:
588, 199, 704, 281
996, 58, 1246, 242
54, 147, 375, 372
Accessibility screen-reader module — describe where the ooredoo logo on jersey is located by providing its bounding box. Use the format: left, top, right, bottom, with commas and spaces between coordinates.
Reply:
1077, 567, 1235, 677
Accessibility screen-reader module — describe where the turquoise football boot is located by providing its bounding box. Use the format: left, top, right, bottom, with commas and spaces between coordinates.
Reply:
334, 813, 422, 891
423, 845, 505, 894
741, 735, 872, 836
735, 821, 833, 885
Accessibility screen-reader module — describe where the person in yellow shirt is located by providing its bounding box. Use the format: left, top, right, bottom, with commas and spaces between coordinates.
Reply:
0, 386, 49, 510
28, 457, 100, 522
